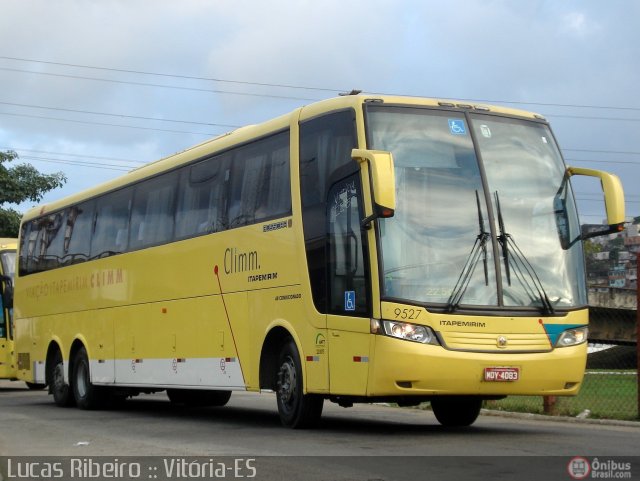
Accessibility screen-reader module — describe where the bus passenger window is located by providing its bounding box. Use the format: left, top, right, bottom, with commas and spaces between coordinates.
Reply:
130, 172, 178, 250
42, 212, 65, 270
22, 221, 45, 274
0, 278, 5, 338
91, 190, 132, 258
63, 202, 95, 265
254, 135, 291, 221
227, 153, 249, 228
225, 131, 291, 229
176, 154, 230, 239
18, 223, 31, 276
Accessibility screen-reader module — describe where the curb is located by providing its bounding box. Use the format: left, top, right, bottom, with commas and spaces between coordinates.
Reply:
480, 408, 640, 428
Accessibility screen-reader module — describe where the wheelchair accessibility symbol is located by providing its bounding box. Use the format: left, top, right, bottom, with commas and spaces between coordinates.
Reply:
448, 119, 466, 135
344, 291, 356, 311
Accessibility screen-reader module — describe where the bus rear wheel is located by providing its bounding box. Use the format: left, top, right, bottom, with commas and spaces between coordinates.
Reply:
49, 349, 74, 407
72, 346, 105, 410
431, 396, 482, 427
275, 339, 323, 429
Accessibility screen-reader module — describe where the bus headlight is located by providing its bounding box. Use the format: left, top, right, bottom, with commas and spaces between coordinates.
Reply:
555, 326, 588, 348
380, 320, 439, 345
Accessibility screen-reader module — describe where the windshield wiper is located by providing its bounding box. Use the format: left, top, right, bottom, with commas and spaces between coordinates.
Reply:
446, 191, 489, 313
494, 192, 555, 315
478, 191, 489, 287
495, 191, 511, 286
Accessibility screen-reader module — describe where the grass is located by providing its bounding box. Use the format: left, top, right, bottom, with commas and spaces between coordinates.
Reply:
484, 370, 639, 421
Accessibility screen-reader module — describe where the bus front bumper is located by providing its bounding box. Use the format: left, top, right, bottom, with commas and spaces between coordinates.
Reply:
367, 335, 587, 397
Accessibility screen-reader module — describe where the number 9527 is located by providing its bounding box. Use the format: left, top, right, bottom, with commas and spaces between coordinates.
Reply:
393, 308, 421, 320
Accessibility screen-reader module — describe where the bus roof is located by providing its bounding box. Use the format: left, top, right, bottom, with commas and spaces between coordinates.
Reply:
0, 238, 17, 250
21, 94, 544, 222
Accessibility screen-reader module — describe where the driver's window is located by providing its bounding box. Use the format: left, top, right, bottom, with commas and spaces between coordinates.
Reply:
327, 174, 369, 316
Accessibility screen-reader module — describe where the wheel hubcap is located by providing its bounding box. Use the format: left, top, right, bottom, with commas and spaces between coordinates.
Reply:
54, 363, 65, 392
76, 362, 88, 398
277, 357, 296, 405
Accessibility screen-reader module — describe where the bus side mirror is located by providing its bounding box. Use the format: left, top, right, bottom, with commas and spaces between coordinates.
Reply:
567, 166, 626, 239
351, 149, 396, 226
1, 276, 13, 310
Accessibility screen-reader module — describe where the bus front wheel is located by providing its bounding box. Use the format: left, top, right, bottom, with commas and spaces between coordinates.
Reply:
431, 396, 482, 427
275, 339, 323, 429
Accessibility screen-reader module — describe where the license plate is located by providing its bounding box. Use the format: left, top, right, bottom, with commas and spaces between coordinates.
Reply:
484, 367, 520, 382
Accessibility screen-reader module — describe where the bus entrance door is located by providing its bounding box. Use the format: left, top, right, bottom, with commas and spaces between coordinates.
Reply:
326, 174, 371, 396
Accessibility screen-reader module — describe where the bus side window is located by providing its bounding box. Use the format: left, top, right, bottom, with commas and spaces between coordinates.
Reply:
91, 190, 132, 258
226, 131, 292, 228
64, 201, 95, 265
251, 133, 291, 222
227, 151, 249, 228
42, 212, 66, 271
24, 221, 45, 274
176, 154, 230, 239
19, 222, 32, 276
0, 260, 11, 337
130, 171, 178, 250
0, 278, 5, 338
262, 142, 292, 218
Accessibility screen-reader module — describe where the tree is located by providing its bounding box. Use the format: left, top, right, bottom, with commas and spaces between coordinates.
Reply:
584, 239, 608, 277
583, 239, 602, 258
0, 150, 66, 237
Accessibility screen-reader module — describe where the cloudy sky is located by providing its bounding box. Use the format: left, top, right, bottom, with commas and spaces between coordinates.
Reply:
1, 0, 638, 223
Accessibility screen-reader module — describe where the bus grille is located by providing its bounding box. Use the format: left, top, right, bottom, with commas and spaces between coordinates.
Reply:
439, 332, 552, 353
17, 353, 31, 370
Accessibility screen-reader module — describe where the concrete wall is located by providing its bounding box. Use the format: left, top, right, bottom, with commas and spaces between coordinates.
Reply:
588, 288, 637, 310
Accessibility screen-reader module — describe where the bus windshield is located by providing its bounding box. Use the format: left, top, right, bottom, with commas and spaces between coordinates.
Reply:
367, 105, 585, 311
0, 251, 15, 282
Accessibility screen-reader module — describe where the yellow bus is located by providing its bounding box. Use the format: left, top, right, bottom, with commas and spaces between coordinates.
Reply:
12, 95, 624, 428
1, 238, 46, 390
0, 238, 17, 380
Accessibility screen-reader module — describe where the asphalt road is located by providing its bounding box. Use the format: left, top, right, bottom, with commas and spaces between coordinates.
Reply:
0, 380, 638, 480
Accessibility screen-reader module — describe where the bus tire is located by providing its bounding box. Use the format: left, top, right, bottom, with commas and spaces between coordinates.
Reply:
431, 396, 482, 427
167, 389, 231, 407
71, 346, 104, 410
49, 349, 75, 407
275, 339, 323, 429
